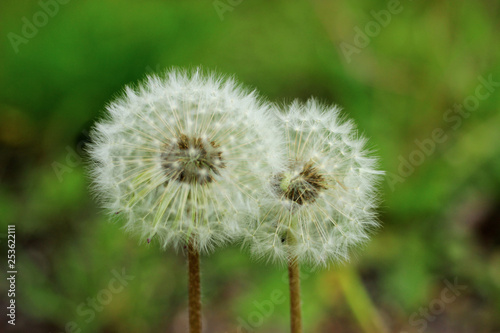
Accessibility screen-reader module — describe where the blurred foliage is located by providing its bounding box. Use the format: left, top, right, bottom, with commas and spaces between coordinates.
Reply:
1, 0, 499, 332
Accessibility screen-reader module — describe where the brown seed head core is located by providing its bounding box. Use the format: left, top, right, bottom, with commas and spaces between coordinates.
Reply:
273, 161, 327, 205
161, 134, 225, 185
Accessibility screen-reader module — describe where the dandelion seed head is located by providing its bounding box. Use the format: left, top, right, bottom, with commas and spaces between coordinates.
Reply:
88, 68, 283, 253
240, 99, 383, 267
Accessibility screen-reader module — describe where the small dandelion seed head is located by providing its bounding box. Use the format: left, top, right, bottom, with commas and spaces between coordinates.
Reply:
239, 98, 384, 267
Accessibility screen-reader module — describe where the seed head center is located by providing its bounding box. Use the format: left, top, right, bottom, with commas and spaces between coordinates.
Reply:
161, 134, 225, 185
274, 161, 327, 205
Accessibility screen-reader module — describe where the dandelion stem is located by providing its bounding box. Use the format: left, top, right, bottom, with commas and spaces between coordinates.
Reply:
288, 256, 302, 333
188, 238, 202, 333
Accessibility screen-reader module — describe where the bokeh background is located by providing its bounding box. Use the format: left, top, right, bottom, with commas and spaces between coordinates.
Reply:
1, 0, 499, 332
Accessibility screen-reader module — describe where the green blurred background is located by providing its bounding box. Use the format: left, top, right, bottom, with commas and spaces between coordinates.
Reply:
1, 0, 499, 332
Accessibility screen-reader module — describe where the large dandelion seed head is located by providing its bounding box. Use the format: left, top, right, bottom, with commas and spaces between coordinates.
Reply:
240, 99, 384, 267
88, 69, 283, 253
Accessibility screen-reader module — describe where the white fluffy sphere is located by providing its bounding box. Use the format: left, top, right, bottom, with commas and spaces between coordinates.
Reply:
240, 99, 384, 266
88, 69, 283, 253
